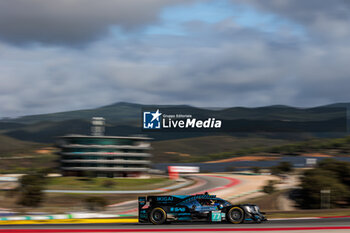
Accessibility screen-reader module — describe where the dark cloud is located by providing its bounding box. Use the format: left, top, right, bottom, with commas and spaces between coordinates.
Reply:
1, 0, 350, 117
0, 0, 188, 45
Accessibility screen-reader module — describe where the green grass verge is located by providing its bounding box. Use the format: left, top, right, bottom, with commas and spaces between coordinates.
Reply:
45, 177, 175, 191
268, 209, 350, 218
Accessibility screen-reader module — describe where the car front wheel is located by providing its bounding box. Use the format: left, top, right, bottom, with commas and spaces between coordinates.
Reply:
227, 207, 244, 224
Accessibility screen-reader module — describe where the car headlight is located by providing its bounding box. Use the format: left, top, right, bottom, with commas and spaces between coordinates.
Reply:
245, 206, 252, 213
245, 205, 259, 213
254, 206, 260, 213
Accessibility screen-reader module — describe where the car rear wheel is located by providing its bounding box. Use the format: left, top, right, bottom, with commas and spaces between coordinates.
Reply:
227, 207, 244, 224
149, 207, 167, 225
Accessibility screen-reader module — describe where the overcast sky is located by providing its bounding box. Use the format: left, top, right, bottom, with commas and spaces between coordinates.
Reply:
0, 0, 350, 117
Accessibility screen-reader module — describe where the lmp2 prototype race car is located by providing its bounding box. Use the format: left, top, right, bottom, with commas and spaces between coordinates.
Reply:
138, 193, 267, 224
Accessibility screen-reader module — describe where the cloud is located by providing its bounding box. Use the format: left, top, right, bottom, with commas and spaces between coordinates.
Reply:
1, 0, 350, 117
0, 0, 189, 45
231, 0, 350, 23
231, 0, 350, 41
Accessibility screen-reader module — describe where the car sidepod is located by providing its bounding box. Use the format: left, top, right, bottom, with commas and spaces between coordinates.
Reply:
138, 195, 266, 224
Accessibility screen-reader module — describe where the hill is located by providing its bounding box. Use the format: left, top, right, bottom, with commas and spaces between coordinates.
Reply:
5, 119, 91, 143
0, 102, 347, 143
151, 135, 293, 163
192, 135, 350, 163
0, 135, 56, 173
151, 134, 350, 163
0, 134, 42, 156
2, 102, 348, 124
2, 102, 142, 124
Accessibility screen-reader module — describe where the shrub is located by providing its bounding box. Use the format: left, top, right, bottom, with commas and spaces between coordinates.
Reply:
270, 161, 293, 175
225, 166, 236, 172
251, 166, 261, 174
17, 185, 44, 207
262, 180, 276, 194
84, 197, 107, 211
102, 180, 116, 188
296, 160, 350, 209
278, 161, 293, 173
17, 173, 46, 207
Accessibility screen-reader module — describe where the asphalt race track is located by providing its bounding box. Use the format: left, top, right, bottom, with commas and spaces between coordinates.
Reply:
0, 217, 350, 232
0, 175, 349, 232
109, 174, 235, 215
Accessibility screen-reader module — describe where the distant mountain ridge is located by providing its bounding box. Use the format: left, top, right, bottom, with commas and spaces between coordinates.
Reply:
0, 102, 348, 143
2, 101, 348, 124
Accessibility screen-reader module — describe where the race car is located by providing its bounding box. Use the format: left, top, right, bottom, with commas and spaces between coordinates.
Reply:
138, 193, 267, 224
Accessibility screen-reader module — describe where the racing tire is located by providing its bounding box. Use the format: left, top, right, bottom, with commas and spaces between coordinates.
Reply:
149, 207, 167, 225
227, 207, 244, 224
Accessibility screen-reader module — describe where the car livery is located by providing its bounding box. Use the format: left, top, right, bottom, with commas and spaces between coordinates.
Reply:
138, 193, 267, 224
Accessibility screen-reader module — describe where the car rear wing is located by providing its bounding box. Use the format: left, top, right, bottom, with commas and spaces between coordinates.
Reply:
138, 197, 148, 222
138, 196, 147, 209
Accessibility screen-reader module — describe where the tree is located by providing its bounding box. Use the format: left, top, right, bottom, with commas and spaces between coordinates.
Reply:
317, 158, 350, 187
270, 166, 282, 176
296, 161, 350, 209
298, 172, 349, 208
270, 161, 293, 175
17, 173, 46, 207
84, 197, 107, 211
251, 167, 261, 174
102, 180, 116, 188
262, 180, 276, 194
226, 166, 236, 172
278, 162, 293, 173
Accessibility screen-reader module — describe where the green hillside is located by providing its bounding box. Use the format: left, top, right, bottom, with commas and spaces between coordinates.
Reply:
0, 102, 347, 143
5, 119, 91, 143
152, 134, 350, 163
190, 135, 350, 162
2, 102, 347, 124
151, 135, 293, 163
0, 134, 57, 173
6, 102, 142, 124
0, 134, 42, 156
